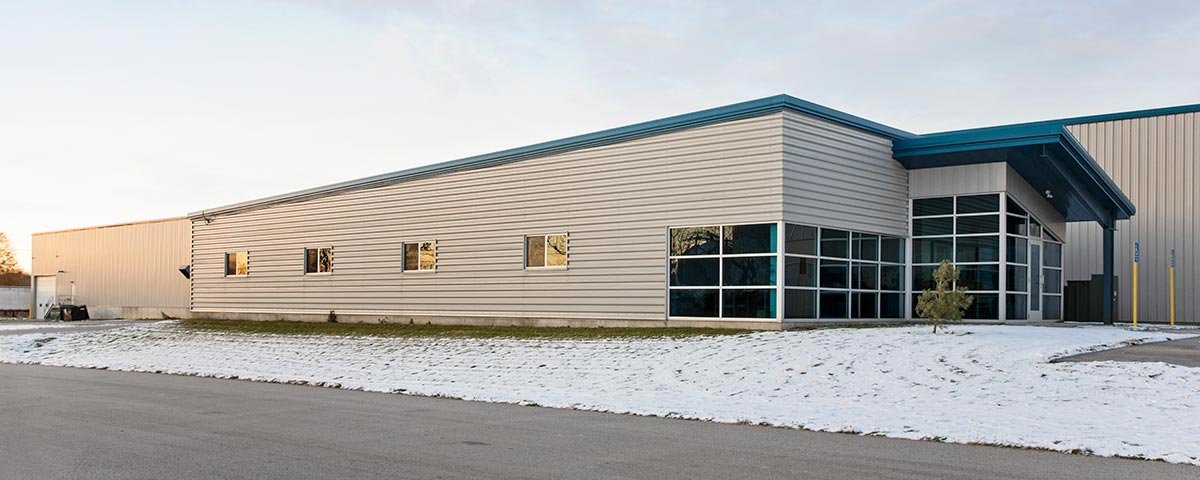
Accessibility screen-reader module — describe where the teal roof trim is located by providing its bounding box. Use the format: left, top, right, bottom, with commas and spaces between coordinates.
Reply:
190, 95, 912, 218
924, 102, 1200, 137
894, 123, 1136, 225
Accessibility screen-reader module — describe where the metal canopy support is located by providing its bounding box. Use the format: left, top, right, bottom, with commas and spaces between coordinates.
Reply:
1102, 226, 1115, 325
1040, 146, 1115, 228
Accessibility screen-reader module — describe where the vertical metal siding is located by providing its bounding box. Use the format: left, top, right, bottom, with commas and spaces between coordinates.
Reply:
781, 110, 908, 236
1066, 112, 1200, 323
30, 218, 191, 311
191, 113, 789, 321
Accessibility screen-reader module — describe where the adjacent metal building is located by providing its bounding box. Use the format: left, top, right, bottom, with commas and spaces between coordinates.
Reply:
33, 95, 1200, 327
1065, 109, 1200, 323
30, 217, 191, 320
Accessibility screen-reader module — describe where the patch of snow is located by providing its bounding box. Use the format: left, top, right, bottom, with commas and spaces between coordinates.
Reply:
0, 322, 134, 331
1, 323, 1197, 465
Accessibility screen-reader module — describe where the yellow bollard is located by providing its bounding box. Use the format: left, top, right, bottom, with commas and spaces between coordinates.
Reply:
1170, 249, 1176, 327
1132, 242, 1139, 327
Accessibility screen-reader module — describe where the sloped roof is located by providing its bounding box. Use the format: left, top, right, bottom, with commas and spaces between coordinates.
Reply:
189, 95, 912, 219
894, 122, 1135, 227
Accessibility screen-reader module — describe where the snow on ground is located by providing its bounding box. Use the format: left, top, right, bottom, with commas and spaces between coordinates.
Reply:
0, 322, 133, 331
1, 323, 1197, 465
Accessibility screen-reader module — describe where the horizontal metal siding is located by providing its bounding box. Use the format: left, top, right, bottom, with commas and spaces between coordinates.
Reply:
1066, 112, 1199, 323
781, 110, 908, 236
191, 113, 786, 320
31, 218, 190, 309
909, 163, 1007, 198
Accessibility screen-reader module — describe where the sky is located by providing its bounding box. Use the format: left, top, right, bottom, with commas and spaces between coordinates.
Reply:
2, 0, 1199, 271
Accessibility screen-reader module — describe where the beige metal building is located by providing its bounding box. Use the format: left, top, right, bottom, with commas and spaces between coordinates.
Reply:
185, 96, 1132, 328
30, 217, 191, 319
31, 95, 1200, 327
1065, 110, 1200, 323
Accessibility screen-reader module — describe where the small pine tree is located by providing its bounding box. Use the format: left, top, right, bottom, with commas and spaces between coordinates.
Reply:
915, 260, 973, 333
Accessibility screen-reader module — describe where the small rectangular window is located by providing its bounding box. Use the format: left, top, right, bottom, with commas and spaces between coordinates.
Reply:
957, 215, 1000, 235
819, 291, 849, 318
913, 217, 954, 236
880, 237, 905, 263
785, 224, 817, 255
671, 227, 720, 256
723, 224, 777, 254
1007, 237, 1028, 264
225, 251, 248, 276
670, 289, 719, 317
404, 241, 437, 271
784, 289, 817, 319
1006, 196, 1027, 216
819, 229, 849, 258
722, 289, 776, 318
1006, 215, 1028, 236
670, 258, 719, 286
956, 194, 999, 214
852, 233, 879, 261
913, 238, 953, 264
913, 197, 954, 217
526, 234, 567, 268
818, 259, 848, 289
956, 236, 1000, 263
784, 257, 817, 287
304, 247, 333, 274
722, 257, 777, 286
1044, 243, 1062, 268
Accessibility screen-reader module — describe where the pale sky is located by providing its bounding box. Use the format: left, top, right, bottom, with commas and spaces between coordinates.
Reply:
2, 0, 1199, 271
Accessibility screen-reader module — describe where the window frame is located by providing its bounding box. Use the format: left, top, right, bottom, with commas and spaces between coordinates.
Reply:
525, 233, 569, 270
784, 224, 904, 321
303, 246, 334, 275
224, 251, 249, 277
402, 240, 438, 273
912, 192, 1065, 321
668, 223, 778, 321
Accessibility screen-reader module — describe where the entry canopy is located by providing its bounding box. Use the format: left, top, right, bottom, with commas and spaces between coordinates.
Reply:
893, 123, 1136, 228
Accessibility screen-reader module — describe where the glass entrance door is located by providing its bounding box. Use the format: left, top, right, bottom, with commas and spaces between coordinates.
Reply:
1028, 241, 1042, 321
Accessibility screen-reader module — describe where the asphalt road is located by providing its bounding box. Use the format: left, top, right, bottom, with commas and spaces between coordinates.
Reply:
0, 364, 1194, 480
1055, 335, 1200, 367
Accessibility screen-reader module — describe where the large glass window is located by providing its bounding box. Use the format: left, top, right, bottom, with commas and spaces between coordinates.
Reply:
668, 223, 777, 320
912, 194, 1000, 320
1005, 195, 1062, 320
786, 223, 904, 321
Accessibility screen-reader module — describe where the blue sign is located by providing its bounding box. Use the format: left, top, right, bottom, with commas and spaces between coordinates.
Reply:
1172, 249, 1176, 268
1134, 242, 1140, 263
